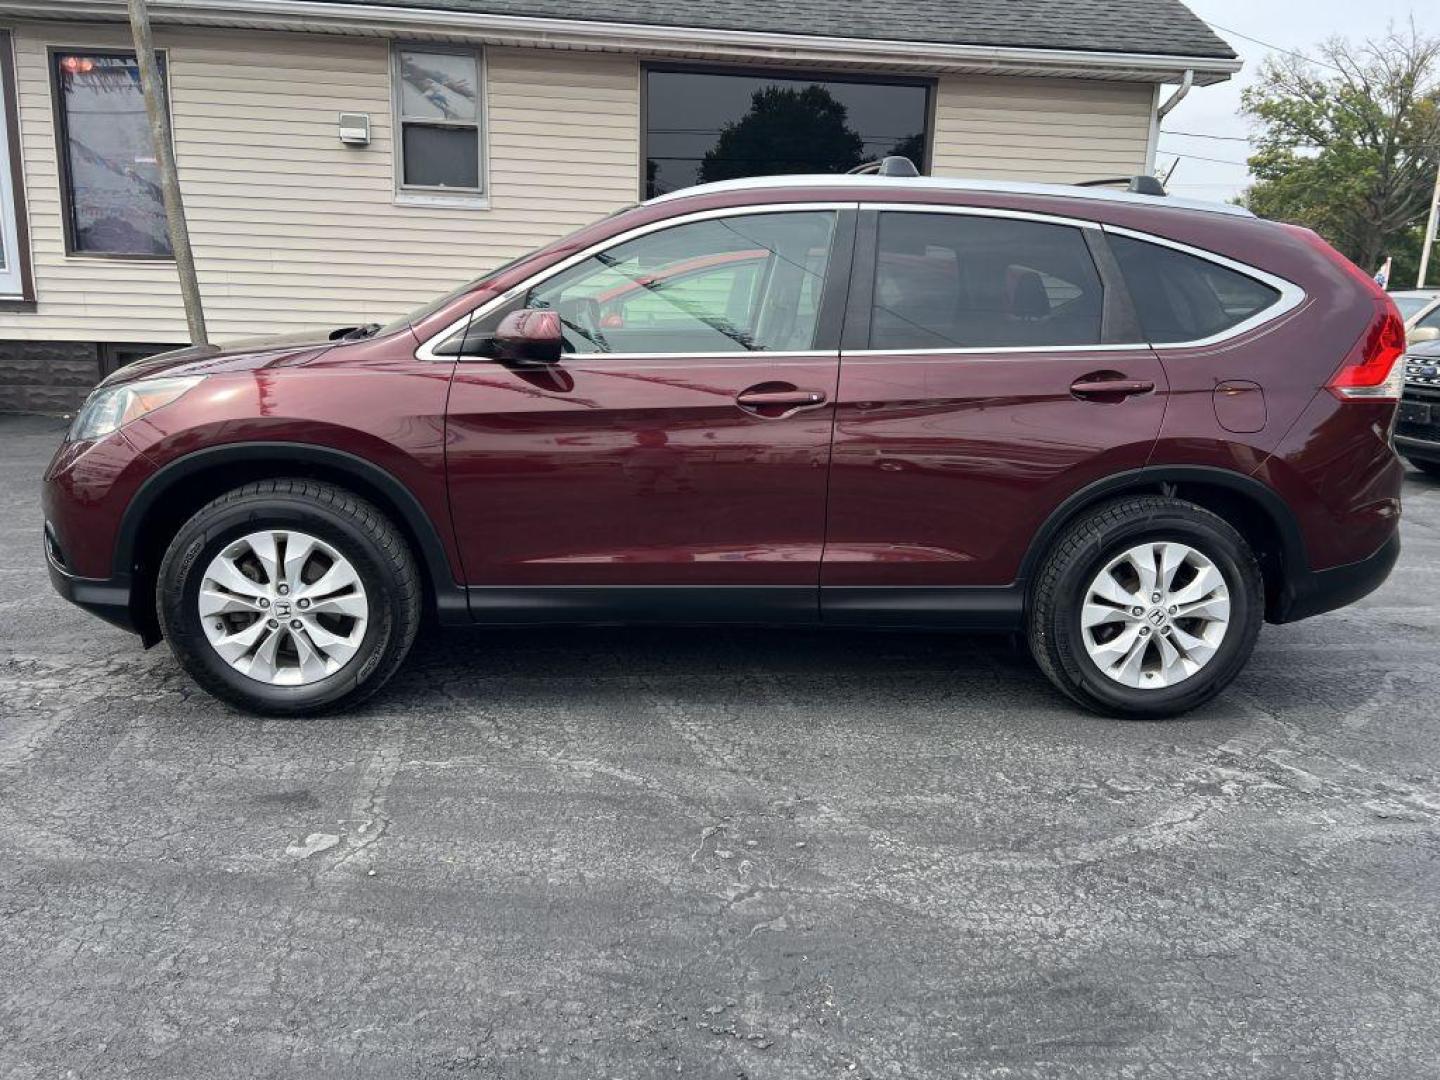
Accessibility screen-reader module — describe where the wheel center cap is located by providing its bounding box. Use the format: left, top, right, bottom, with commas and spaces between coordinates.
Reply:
274, 599, 292, 617
1147, 607, 1168, 627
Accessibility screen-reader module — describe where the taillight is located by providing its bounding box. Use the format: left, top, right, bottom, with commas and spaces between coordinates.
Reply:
1276, 225, 1407, 403
1326, 297, 1406, 401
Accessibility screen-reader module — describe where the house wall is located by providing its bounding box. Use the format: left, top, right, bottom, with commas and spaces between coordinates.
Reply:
0, 21, 1158, 409
932, 75, 1154, 183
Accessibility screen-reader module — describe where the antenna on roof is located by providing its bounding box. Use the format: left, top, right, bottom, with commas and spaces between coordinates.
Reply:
847, 156, 921, 177
1075, 175, 1168, 197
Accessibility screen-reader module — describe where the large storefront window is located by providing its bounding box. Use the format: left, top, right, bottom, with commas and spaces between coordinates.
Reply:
645, 67, 931, 199
53, 50, 172, 257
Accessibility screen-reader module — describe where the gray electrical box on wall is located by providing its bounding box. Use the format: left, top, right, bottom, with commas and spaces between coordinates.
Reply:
338, 112, 371, 145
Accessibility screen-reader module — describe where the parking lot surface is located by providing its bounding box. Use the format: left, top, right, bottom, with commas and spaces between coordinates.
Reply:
3, 412, 1440, 1079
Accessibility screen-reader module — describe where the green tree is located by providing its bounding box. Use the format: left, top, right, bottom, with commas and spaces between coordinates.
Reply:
699, 85, 865, 183
1240, 27, 1440, 281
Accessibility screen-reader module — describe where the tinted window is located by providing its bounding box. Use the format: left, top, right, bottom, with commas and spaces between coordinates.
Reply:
1109, 234, 1280, 344
1416, 303, 1440, 332
54, 51, 171, 256
869, 213, 1104, 350
524, 211, 836, 355
645, 69, 929, 198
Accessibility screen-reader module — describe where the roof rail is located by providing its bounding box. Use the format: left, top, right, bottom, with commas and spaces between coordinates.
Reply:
848, 156, 921, 178
1075, 175, 1168, 197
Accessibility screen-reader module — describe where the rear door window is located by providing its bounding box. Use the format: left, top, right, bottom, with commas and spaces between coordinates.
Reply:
869, 212, 1105, 350
1107, 233, 1280, 344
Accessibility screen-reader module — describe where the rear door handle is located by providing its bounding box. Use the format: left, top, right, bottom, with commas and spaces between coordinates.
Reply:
736, 383, 828, 416
1070, 377, 1155, 400
737, 389, 827, 407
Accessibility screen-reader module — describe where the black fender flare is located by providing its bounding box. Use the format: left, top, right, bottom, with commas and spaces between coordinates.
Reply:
116, 441, 469, 624
1016, 464, 1311, 588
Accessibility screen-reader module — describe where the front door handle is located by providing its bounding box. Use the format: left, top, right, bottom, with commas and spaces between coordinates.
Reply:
736, 383, 828, 417
1070, 375, 1155, 401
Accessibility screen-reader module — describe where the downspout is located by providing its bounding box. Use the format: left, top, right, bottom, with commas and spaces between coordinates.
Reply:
1156, 68, 1195, 120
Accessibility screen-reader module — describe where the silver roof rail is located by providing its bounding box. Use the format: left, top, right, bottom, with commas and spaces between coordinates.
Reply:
645, 171, 1253, 218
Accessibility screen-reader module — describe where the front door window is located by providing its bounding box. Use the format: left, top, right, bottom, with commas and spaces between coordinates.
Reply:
524, 211, 837, 355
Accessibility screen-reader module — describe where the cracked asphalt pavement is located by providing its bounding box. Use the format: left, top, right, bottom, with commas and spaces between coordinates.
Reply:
3, 412, 1440, 1078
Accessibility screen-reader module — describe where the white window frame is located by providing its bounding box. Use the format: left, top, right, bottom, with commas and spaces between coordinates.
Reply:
0, 31, 29, 298
391, 43, 487, 207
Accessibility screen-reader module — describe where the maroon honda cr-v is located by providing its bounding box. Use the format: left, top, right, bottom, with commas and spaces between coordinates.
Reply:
43, 170, 1406, 718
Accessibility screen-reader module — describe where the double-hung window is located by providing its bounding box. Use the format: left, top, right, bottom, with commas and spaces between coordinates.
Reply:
393, 46, 484, 196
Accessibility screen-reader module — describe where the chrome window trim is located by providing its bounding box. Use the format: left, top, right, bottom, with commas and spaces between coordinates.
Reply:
416, 201, 1309, 362
1100, 223, 1307, 349
415, 202, 855, 362
842, 344, 1149, 358
841, 213, 1307, 357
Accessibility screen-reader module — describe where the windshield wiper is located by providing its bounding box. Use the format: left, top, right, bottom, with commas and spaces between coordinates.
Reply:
340, 323, 382, 341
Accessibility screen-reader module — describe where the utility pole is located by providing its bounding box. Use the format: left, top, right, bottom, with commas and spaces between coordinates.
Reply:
127, 0, 207, 344
1420, 158, 1440, 289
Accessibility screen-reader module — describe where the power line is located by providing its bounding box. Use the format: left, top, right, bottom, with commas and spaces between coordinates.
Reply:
1201, 19, 1346, 73
1161, 129, 1253, 143
1158, 150, 1252, 168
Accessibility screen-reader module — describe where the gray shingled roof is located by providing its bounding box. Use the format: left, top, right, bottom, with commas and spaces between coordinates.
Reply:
326, 0, 1236, 60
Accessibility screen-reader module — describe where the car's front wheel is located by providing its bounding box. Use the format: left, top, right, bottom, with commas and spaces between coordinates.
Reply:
1028, 495, 1264, 719
156, 480, 421, 715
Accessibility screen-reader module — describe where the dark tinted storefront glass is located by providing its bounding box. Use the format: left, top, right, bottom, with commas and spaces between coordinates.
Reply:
645, 69, 930, 198
55, 52, 172, 256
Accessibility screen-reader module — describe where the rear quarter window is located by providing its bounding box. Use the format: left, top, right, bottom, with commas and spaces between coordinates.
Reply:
1108, 233, 1281, 344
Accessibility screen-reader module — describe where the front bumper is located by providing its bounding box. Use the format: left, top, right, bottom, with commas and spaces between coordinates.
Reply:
46, 547, 143, 638
1272, 530, 1400, 624
1396, 379, 1440, 463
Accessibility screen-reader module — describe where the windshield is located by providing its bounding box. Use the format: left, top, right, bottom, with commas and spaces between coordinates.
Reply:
372, 254, 532, 339
375, 204, 640, 340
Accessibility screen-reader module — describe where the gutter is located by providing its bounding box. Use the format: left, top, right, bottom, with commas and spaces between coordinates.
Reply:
9, 0, 1242, 84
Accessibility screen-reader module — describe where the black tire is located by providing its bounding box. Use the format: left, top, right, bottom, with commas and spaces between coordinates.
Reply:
156, 479, 421, 716
1406, 456, 1440, 479
1027, 495, 1264, 719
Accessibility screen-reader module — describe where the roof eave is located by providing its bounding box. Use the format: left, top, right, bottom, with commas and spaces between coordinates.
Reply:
10, 0, 1241, 83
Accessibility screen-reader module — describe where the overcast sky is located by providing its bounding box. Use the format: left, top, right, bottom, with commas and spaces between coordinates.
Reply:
1160, 0, 1436, 201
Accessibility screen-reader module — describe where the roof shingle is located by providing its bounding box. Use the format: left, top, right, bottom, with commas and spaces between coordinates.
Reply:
329, 0, 1235, 60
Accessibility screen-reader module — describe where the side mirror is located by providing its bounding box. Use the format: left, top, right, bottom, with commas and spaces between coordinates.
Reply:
494, 309, 563, 366
1409, 326, 1440, 346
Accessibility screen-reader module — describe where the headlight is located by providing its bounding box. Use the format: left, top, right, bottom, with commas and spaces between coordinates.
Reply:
69, 376, 204, 442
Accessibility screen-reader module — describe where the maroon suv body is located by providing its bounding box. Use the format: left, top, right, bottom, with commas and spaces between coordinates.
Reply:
43, 173, 1405, 718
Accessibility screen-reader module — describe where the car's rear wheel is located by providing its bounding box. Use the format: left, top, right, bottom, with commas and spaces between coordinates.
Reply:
1028, 495, 1264, 719
156, 480, 420, 715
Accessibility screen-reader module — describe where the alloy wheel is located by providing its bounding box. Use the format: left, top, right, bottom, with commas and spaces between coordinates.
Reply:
197, 529, 369, 686
1080, 541, 1231, 690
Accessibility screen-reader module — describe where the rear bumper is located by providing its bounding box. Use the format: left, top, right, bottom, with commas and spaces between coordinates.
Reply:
1271, 530, 1400, 624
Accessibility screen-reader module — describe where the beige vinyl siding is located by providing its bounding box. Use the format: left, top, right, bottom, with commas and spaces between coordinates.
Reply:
0, 22, 1162, 348
931, 75, 1153, 184
0, 24, 640, 343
